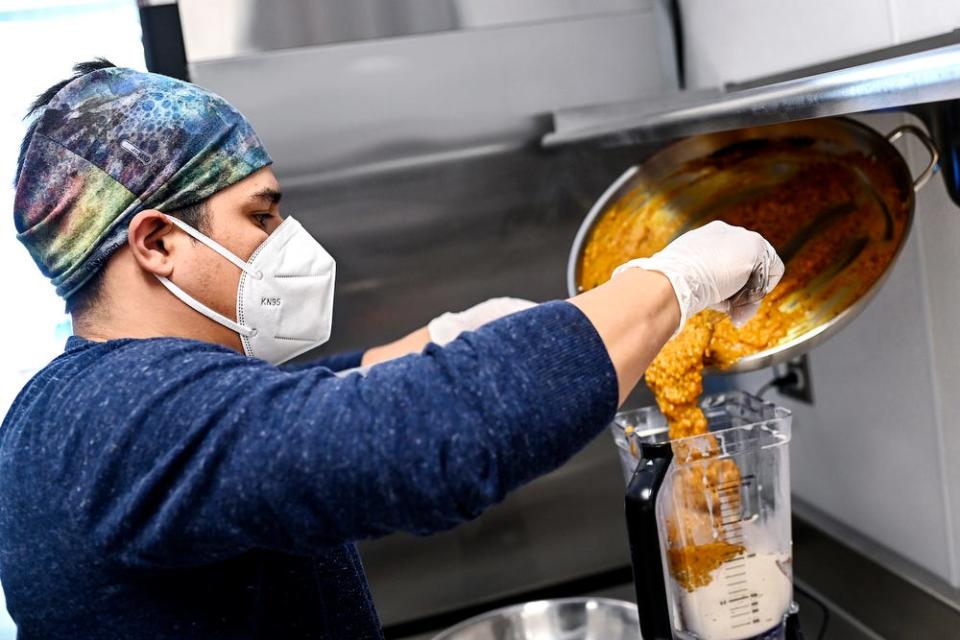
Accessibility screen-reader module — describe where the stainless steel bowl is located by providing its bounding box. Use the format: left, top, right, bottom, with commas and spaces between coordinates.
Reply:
431, 598, 640, 640
566, 117, 938, 373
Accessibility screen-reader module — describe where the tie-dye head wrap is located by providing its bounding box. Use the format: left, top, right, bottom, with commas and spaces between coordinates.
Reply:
14, 67, 272, 299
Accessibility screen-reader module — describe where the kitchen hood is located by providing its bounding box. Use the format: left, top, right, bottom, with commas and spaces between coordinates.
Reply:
544, 30, 960, 206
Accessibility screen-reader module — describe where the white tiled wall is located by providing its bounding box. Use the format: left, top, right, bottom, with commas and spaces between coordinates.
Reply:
681, 0, 960, 88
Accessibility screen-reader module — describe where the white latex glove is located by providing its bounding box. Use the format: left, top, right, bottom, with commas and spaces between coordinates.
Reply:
428, 297, 538, 345
612, 220, 784, 334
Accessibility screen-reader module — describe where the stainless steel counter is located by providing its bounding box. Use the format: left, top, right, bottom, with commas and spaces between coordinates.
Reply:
395, 514, 960, 639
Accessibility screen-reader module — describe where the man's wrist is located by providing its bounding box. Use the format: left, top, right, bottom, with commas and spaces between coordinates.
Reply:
361, 326, 432, 367
615, 267, 681, 337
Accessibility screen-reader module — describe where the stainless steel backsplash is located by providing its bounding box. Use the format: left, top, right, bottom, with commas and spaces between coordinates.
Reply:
175, 2, 676, 626
186, 2, 677, 179
179, 0, 656, 61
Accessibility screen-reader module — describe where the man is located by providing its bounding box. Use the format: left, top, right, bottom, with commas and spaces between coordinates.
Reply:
1, 61, 782, 638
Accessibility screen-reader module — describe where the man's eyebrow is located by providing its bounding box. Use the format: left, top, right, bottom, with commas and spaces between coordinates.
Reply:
250, 187, 282, 205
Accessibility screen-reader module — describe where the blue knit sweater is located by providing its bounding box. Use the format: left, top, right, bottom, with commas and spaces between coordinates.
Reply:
0, 301, 618, 639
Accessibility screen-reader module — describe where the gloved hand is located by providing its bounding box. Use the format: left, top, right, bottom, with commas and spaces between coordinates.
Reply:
428, 297, 537, 345
612, 220, 784, 333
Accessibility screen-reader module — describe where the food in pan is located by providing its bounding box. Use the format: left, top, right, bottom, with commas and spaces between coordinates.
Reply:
581, 141, 908, 589
579, 142, 906, 438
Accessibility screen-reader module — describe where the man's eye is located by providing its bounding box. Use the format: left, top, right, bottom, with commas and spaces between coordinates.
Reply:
253, 213, 272, 228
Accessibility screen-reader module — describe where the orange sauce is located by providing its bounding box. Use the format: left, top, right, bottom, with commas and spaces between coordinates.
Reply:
581, 145, 908, 590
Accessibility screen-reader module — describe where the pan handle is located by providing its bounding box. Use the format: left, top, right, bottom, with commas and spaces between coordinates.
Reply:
886, 124, 939, 191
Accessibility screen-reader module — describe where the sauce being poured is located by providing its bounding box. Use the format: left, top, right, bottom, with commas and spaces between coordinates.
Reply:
580, 143, 908, 592
580, 147, 907, 442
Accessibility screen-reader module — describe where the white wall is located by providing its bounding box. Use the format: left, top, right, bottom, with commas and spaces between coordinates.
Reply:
913, 117, 960, 591
681, 0, 960, 88
728, 108, 960, 587
0, 2, 147, 634
735, 113, 958, 586
681, 1, 960, 586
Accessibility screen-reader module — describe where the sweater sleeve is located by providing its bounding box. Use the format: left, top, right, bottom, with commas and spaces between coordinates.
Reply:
79, 301, 618, 567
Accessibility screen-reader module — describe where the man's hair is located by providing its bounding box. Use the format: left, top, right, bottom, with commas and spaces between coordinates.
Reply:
16, 59, 209, 316
65, 200, 209, 316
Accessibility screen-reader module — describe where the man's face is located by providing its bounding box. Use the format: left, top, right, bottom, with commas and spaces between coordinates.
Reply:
172, 166, 283, 324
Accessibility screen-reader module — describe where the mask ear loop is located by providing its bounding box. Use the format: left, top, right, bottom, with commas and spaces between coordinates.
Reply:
157, 214, 262, 338
164, 215, 264, 281
156, 275, 257, 338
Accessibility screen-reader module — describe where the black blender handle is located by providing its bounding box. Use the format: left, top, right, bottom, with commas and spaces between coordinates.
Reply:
625, 440, 674, 640
786, 609, 805, 639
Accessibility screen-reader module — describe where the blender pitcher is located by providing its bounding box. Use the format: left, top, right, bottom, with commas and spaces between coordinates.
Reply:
624, 392, 800, 640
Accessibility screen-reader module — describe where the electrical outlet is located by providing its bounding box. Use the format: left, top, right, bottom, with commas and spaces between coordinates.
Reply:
777, 355, 814, 404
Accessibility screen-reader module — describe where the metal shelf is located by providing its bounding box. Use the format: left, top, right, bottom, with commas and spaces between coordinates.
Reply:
544, 36, 960, 147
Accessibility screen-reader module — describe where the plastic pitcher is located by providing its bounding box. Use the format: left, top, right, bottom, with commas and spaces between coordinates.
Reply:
623, 392, 797, 640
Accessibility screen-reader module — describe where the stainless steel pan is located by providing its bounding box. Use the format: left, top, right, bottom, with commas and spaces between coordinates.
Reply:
567, 117, 938, 373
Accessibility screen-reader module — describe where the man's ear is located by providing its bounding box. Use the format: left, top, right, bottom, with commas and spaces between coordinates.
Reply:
128, 210, 176, 277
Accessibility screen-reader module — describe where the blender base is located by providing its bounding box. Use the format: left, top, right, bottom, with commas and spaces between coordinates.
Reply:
785, 609, 804, 639
674, 609, 803, 640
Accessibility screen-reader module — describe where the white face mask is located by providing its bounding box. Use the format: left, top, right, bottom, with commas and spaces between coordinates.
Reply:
156, 215, 336, 364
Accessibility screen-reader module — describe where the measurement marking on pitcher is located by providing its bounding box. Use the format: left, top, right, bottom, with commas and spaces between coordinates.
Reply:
715, 475, 766, 632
